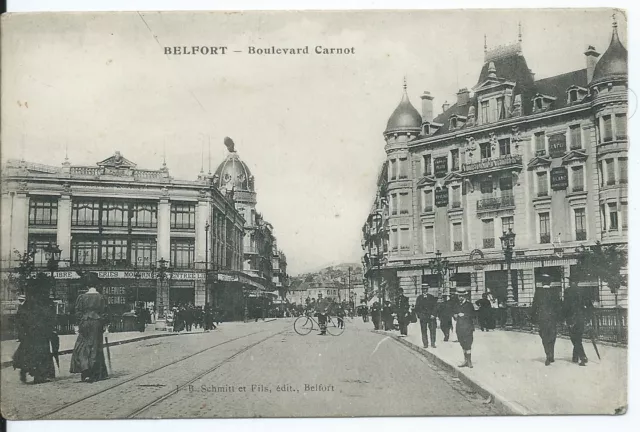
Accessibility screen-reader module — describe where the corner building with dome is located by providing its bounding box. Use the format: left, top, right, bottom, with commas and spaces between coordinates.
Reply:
362, 19, 628, 313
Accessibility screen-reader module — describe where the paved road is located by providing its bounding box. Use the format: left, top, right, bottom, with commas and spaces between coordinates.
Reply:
1, 318, 499, 419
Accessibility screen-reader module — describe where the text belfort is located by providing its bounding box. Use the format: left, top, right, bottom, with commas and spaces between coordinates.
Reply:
163, 46, 355, 55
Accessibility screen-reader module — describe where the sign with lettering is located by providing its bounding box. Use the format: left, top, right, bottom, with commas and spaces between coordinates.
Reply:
551, 167, 568, 190
103, 286, 127, 304
434, 157, 448, 178
548, 133, 567, 158
435, 187, 449, 207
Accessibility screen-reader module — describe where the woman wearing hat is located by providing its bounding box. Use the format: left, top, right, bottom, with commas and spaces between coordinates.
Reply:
531, 274, 563, 366
70, 273, 109, 382
453, 287, 475, 368
12, 274, 57, 383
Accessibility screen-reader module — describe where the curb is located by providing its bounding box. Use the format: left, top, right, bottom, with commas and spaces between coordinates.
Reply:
373, 330, 529, 416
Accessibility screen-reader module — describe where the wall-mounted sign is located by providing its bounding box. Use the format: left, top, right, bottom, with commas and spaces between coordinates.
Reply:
435, 187, 449, 207
434, 156, 448, 178
549, 133, 567, 158
551, 167, 568, 190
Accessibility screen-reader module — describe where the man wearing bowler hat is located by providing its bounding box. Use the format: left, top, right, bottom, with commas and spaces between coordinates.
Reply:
531, 273, 563, 366
415, 284, 438, 348
563, 278, 593, 366
453, 287, 475, 367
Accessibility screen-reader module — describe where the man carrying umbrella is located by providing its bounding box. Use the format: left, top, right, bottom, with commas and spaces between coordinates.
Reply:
563, 279, 594, 366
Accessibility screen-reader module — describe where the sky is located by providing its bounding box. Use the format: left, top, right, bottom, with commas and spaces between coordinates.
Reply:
1, 9, 628, 275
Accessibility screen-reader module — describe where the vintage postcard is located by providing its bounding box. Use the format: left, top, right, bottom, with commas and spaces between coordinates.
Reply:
0, 8, 628, 420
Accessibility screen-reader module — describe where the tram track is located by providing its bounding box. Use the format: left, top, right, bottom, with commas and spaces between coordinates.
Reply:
36, 325, 285, 420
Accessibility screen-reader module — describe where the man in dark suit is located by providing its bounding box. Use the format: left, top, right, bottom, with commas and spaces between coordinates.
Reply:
437, 295, 454, 342
371, 301, 381, 330
453, 287, 475, 368
396, 290, 411, 336
531, 275, 563, 366
563, 280, 593, 366
415, 285, 438, 348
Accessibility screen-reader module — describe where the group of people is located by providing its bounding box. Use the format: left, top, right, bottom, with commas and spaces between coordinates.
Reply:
167, 303, 221, 332
303, 293, 347, 335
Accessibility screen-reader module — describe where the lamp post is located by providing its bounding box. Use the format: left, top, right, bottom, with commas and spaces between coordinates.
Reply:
428, 250, 457, 297
500, 228, 516, 327
205, 221, 210, 307
156, 257, 169, 319
43, 243, 62, 298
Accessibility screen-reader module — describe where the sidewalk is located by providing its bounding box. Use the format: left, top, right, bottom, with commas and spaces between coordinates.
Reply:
0, 321, 259, 368
378, 322, 627, 415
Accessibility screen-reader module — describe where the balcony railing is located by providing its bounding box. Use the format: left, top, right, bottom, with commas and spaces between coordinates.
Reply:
477, 195, 515, 211
450, 201, 461, 209
537, 190, 549, 197
572, 185, 584, 193
575, 230, 587, 241
540, 233, 551, 244
461, 154, 522, 174
483, 238, 495, 249
453, 241, 463, 251
423, 206, 434, 213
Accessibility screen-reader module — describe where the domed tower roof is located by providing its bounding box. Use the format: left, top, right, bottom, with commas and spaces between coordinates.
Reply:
591, 18, 627, 84
385, 80, 422, 134
214, 137, 254, 193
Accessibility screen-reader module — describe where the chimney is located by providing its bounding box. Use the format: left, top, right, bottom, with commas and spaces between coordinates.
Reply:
584, 45, 600, 83
442, 101, 450, 113
457, 88, 470, 107
420, 91, 434, 123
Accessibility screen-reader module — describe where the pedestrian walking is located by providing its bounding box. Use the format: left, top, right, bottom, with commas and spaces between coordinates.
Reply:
371, 301, 381, 330
382, 301, 394, 331
531, 275, 563, 366
12, 274, 57, 384
69, 273, 109, 383
475, 293, 494, 331
336, 304, 346, 329
315, 293, 330, 335
453, 287, 475, 368
437, 295, 454, 342
563, 280, 593, 366
415, 285, 438, 348
396, 291, 410, 336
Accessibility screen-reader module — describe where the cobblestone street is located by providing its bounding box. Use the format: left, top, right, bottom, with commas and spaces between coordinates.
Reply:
1, 319, 499, 419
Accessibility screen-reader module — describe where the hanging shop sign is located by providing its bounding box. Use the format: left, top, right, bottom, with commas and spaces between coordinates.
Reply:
548, 133, 567, 158
550, 167, 568, 190
435, 187, 449, 207
434, 157, 448, 178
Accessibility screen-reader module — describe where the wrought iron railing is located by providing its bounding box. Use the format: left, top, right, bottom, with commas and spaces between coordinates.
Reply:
483, 238, 495, 249
477, 195, 515, 211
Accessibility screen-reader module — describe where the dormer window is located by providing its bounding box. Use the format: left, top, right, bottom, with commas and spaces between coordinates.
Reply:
569, 90, 578, 103
535, 97, 543, 110
450, 118, 457, 129
449, 115, 467, 130
532, 94, 556, 113
566, 86, 587, 105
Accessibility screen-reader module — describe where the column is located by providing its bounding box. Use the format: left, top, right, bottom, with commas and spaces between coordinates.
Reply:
10, 192, 29, 262
156, 199, 171, 316
1, 193, 14, 267
194, 197, 210, 307
57, 195, 72, 264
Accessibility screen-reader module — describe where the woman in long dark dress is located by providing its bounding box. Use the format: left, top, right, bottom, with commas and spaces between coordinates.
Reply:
70, 275, 109, 382
475, 293, 494, 331
12, 275, 57, 384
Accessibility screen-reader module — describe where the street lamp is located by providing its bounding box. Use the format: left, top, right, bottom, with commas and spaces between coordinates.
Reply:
156, 257, 170, 319
500, 228, 516, 327
428, 250, 457, 297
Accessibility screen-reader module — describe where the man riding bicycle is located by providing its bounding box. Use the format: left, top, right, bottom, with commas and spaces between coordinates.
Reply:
315, 293, 330, 335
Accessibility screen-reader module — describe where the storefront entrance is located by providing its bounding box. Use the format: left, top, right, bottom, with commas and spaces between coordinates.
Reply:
484, 270, 519, 303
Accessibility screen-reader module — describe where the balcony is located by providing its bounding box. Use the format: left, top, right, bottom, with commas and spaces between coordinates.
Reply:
483, 238, 495, 249
575, 230, 587, 241
572, 185, 584, 193
461, 154, 522, 175
453, 241, 463, 251
450, 201, 461, 209
477, 195, 515, 212
244, 246, 259, 255
540, 233, 551, 244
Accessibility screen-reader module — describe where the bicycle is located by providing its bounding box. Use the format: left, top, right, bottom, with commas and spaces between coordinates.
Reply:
294, 313, 345, 336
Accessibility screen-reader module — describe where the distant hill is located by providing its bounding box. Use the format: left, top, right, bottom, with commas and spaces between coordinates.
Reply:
290, 262, 364, 287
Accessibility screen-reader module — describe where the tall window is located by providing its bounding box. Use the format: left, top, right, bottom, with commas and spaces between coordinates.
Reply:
608, 203, 618, 231
451, 149, 460, 171
499, 177, 513, 199
615, 114, 627, 140
398, 158, 408, 179
481, 179, 493, 198
101, 238, 128, 265
391, 228, 398, 252
501, 216, 514, 234
451, 186, 461, 208
496, 97, 506, 120
600, 204, 607, 231
539, 213, 550, 243
400, 227, 410, 251
452, 223, 462, 251
71, 238, 99, 265
131, 238, 157, 267
535, 132, 546, 155
132, 203, 157, 228
570, 125, 582, 149
29, 198, 58, 226
619, 158, 628, 183
598, 160, 605, 187
423, 189, 433, 212
605, 159, 615, 185
391, 194, 398, 215
480, 142, 492, 159
481, 101, 489, 124
72, 200, 100, 226
423, 226, 434, 253
621, 203, 628, 229
423, 155, 432, 176
602, 115, 613, 142
389, 159, 397, 180
572, 165, 584, 192
499, 138, 511, 156
170, 239, 195, 268
482, 219, 495, 249
28, 235, 57, 267
574, 208, 586, 240
399, 193, 409, 214
537, 171, 549, 196
171, 203, 196, 229
102, 201, 128, 227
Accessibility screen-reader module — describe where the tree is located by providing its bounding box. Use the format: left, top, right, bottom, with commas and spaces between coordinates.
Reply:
574, 241, 627, 306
